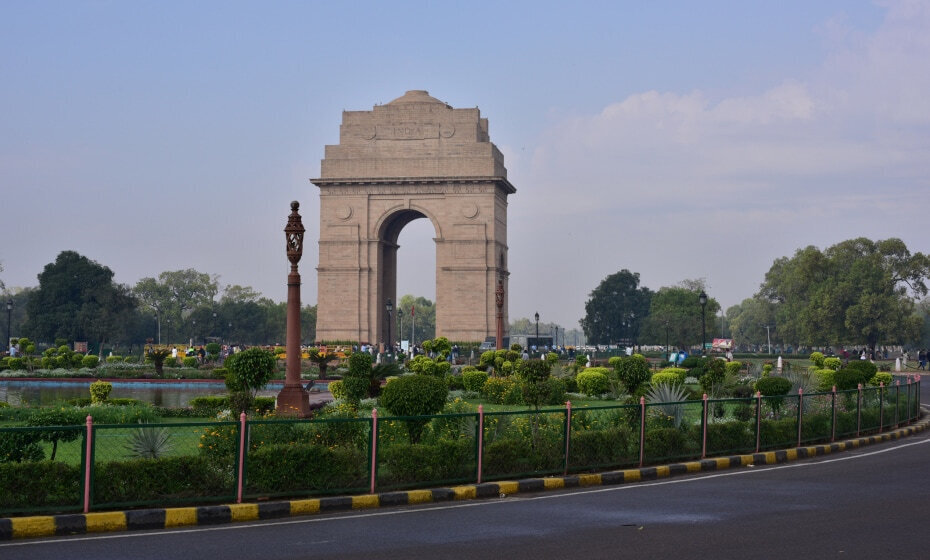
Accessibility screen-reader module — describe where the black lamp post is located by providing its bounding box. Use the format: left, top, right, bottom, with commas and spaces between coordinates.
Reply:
6, 299, 12, 353
165, 318, 171, 346
534, 311, 540, 355
191, 319, 196, 345
664, 320, 670, 363
699, 290, 708, 355
385, 299, 393, 354
211, 311, 217, 338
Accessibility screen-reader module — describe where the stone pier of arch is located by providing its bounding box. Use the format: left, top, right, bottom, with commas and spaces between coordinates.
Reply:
312, 90, 515, 345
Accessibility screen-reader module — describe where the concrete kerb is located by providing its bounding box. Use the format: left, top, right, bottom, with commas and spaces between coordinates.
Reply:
3, 411, 928, 541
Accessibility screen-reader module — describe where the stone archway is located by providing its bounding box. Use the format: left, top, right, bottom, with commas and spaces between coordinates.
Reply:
312, 90, 515, 345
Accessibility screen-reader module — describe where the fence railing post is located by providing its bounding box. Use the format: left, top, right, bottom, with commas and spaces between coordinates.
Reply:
856, 383, 863, 437
370, 408, 379, 495
477, 405, 484, 484
894, 381, 900, 427
796, 388, 804, 448
83, 415, 93, 513
831, 386, 837, 442
755, 391, 762, 453
878, 382, 885, 433
639, 397, 646, 467
236, 412, 247, 503
563, 401, 572, 475
917, 374, 922, 420
701, 393, 708, 459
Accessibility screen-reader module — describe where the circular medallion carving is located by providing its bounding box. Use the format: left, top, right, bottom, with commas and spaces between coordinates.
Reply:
462, 203, 479, 219
336, 205, 353, 220
361, 126, 376, 140
440, 124, 455, 138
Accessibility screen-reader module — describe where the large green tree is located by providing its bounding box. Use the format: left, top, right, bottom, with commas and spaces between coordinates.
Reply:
758, 238, 930, 351
134, 269, 218, 344
726, 297, 777, 351
24, 251, 137, 347
639, 279, 720, 351
579, 269, 653, 346
397, 295, 435, 344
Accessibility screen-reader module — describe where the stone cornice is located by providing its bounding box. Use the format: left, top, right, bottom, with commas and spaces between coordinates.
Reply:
311, 176, 516, 195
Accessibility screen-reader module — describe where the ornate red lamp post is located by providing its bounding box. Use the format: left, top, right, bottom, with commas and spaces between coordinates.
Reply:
276, 201, 311, 417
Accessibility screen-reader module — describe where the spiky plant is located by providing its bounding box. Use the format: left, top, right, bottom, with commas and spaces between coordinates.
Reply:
125, 420, 173, 459
645, 383, 689, 428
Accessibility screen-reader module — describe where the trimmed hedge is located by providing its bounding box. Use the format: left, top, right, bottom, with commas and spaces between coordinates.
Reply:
246, 443, 367, 494
0, 460, 81, 510
94, 455, 233, 505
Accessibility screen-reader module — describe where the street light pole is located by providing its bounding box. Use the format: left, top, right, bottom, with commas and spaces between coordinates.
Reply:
6, 299, 12, 353
699, 291, 708, 356
664, 320, 670, 363
534, 312, 540, 356
385, 299, 393, 355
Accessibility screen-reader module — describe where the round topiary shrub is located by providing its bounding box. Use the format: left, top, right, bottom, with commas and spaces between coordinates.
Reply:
813, 368, 837, 391
576, 369, 610, 396
379, 374, 449, 443
106, 356, 123, 364
651, 370, 683, 386
809, 352, 825, 368
81, 355, 99, 369
870, 372, 893, 387
755, 376, 792, 396
90, 380, 113, 404
481, 376, 523, 404
462, 369, 489, 392
182, 357, 199, 368
328, 380, 346, 400
823, 357, 841, 371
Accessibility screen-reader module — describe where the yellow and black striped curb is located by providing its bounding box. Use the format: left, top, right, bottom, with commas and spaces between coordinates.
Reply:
3, 415, 927, 541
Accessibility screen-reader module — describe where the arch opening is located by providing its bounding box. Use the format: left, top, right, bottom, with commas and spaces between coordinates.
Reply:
378, 209, 437, 348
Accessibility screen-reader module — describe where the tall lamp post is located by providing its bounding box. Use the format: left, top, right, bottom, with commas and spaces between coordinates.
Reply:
699, 290, 708, 356
191, 319, 196, 346
6, 299, 12, 353
276, 201, 311, 417
664, 320, 670, 363
534, 312, 540, 356
495, 279, 504, 350
385, 299, 393, 356
411, 304, 417, 348
211, 311, 217, 339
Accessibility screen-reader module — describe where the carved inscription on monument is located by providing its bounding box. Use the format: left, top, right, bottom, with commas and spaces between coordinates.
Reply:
377, 124, 438, 140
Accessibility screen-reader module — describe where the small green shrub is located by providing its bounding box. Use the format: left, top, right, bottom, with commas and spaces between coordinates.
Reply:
182, 357, 199, 368
329, 380, 346, 400
90, 380, 113, 404
576, 369, 610, 396
724, 361, 742, 376
870, 372, 893, 387
480, 376, 523, 405
205, 342, 221, 356
125, 421, 173, 459
106, 356, 123, 364
680, 356, 704, 369
81, 355, 100, 369
462, 369, 489, 392
652, 369, 686, 386
809, 352, 825, 368
615, 354, 651, 394
813, 369, 837, 391
164, 357, 178, 368
823, 357, 841, 371
379, 374, 449, 443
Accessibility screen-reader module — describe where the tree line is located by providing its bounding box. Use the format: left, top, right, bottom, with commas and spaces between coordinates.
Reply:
2, 251, 316, 353
581, 238, 930, 353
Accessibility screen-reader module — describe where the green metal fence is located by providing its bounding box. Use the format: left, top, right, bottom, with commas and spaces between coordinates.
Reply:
0, 376, 922, 516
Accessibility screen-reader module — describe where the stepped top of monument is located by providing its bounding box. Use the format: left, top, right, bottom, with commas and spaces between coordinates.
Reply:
386, 90, 450, 107
314, 90, 509, 182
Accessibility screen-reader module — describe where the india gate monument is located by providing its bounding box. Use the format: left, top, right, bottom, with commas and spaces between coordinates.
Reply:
312, 90, 515, 345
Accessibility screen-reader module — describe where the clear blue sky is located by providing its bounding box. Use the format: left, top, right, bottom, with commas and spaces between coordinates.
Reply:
2, 1, 928, 331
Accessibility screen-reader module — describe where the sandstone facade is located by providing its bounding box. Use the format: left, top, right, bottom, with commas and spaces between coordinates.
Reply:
312, 90, 514, 344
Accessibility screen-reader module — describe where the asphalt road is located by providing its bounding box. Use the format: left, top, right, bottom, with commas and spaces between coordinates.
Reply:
3, 378, 927, 560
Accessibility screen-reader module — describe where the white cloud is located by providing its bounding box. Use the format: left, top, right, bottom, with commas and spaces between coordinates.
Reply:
506, 1, 930, 325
